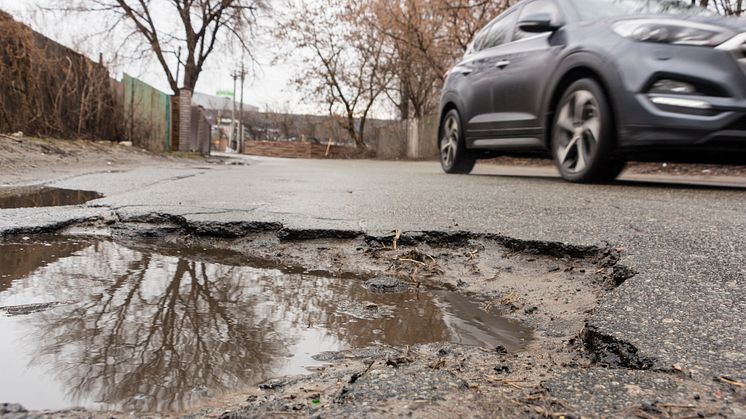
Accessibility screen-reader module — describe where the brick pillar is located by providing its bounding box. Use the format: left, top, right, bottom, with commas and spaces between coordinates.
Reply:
178, 88, 192, 152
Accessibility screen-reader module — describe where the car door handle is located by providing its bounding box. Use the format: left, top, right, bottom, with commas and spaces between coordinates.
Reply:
495, 60, 511, 69
459, 69, 473, 76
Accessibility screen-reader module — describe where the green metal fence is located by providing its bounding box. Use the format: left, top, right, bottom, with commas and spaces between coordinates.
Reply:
122, 73, 171, 152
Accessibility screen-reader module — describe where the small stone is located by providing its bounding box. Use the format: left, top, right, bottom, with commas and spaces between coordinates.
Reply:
495, 345, 507, 354
494, 365, 510, 374
363, 276, 409, 293
259, 378, 287, 390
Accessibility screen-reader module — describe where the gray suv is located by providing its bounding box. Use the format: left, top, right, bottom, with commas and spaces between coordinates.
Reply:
439, 0, 746, 182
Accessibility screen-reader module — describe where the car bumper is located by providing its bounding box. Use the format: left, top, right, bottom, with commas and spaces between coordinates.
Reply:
625, 93, 746, 148
605, 35, 746, 154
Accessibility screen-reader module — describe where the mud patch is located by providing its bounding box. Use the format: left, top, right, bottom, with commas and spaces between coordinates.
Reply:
0, 186, 102, 209
0, 237, 530, 414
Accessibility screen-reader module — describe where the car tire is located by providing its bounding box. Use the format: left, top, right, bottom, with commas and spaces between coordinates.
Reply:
439, 109, 476, 174
551, 79, 625, 183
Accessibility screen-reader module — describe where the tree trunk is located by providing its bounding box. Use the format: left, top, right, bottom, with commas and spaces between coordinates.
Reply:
356, 119, 367, 151
399, 80, 410, 121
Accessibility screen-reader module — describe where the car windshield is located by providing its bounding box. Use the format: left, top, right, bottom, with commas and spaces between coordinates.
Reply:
569, 0, 712, 19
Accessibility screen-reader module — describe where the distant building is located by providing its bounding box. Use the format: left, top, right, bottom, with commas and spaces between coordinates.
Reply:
192, 92, 259, 114
193, 93, 395, 151
238, 111, 394, 148
192, 92, 259, 150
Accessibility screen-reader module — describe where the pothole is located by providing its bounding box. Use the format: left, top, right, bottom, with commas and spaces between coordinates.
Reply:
0, 219, 638, 417
0, 236, 531, 414
0, 186, 103, 209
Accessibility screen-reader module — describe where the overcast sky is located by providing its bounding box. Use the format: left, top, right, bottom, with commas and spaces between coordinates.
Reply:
0, 0, 317, 114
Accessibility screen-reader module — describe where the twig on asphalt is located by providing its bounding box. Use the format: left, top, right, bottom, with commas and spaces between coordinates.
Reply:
718, 376, 746, 388
660, 403, 696, 409
348, 360, 375, 384
396, 258, 427, 266
485, 375, 527, 389
502, 291, 518, 305
465, 249, 479, 261
633, 411, 657, 419
0, 133, 21, 142
548, 413, 573, 418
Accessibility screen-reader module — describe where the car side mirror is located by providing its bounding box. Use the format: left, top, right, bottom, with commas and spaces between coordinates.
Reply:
518, 13, 562, 33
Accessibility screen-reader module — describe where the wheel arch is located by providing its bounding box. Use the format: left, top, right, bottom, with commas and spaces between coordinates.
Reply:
543, 55, 621, 148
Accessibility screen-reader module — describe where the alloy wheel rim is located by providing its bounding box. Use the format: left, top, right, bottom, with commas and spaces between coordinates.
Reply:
555, 90, 600, 174
441, 115, 459, 168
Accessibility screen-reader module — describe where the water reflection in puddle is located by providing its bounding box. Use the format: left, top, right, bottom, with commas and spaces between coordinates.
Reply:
0, 238, 531, 413
0, 187, 102, 209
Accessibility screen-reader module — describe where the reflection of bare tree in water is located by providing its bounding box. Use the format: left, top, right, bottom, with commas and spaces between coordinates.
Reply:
16, 240, 453, 413
255, 274, 451, 348
29, 242, 290, 413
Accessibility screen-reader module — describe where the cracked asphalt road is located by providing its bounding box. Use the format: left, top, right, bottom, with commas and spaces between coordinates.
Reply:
1, 155, 745, 414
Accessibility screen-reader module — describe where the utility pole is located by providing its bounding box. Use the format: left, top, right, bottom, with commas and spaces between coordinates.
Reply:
238, 63, 246, 153
229, 63, 248, 153
230, 71, 238, 151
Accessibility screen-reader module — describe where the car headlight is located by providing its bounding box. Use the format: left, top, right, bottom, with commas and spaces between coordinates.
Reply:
613, 19, 734, 46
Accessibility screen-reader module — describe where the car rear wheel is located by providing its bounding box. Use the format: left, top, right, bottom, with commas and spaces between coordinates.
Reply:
551, 79, 625, 183
439, 109, 476, 174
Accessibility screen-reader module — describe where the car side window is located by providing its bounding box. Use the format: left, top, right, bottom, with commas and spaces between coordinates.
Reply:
471, 24, 493, 53
513, 0, 561, 41
480, 11, 518, 50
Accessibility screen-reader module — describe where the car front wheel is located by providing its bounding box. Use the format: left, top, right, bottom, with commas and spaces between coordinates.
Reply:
551, 79, 625, 183
439, 109, 476, 174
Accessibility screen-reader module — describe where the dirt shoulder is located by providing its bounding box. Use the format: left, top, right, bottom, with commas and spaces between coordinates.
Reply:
0, 135, 203, 185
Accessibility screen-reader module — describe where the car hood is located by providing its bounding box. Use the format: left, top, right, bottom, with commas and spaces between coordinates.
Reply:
616, 13, 746, 33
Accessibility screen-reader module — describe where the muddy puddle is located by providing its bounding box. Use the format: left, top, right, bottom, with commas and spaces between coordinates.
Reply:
0, 237, 531, 414
0, 186, 102, 209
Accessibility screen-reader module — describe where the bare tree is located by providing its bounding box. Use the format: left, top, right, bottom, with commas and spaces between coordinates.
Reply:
62, 0, 268, 94
262, 101, 298, 140
277, 0, 393, 150
709, 0, 745, 14
369, 0, 511, 119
